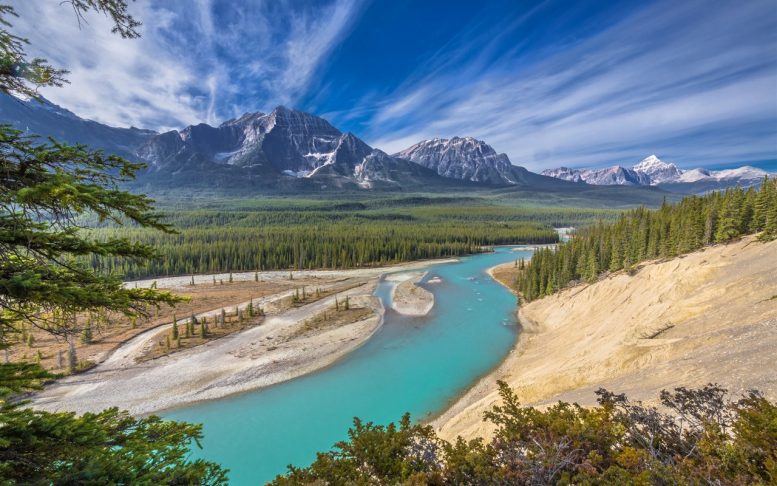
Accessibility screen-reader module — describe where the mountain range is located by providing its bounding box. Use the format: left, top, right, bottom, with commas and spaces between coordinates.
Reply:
1, 94, 769, 195
542, 155, 771, 193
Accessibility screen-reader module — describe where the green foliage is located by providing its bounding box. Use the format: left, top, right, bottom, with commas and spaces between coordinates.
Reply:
271, 383, 777, 485
0, 125, 182, 345
518, 179, 777, 301
82, 205, 569, 279
0, 364, 227, 484
80, 320, 92, 344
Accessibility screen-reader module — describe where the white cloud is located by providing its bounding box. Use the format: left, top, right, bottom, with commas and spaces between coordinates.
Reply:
364, 0, 777, 170
7, 0, 361, 131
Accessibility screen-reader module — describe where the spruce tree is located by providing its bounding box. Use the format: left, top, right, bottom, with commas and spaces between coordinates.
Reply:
81, 321, 93, 345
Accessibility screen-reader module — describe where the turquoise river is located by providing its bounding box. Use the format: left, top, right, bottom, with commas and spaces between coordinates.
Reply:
166, 246, 535, 484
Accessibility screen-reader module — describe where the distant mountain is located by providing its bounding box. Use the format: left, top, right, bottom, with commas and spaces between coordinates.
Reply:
631, 155, 682, 184
395, 137, 520, 185
0, 94, 156, 160
542, 166, 650, 186
542, 155, 771, 193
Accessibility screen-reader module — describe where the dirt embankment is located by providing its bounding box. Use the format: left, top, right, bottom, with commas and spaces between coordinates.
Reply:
435, 235, 777, 441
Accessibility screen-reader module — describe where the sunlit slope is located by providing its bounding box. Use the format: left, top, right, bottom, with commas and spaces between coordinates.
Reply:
436, 234, 777, 441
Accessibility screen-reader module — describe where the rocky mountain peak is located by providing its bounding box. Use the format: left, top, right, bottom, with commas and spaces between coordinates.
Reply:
394, 136, 522, 185
632, 155, 683, 184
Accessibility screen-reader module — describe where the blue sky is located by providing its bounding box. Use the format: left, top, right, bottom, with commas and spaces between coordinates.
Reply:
10, 0, 777, 171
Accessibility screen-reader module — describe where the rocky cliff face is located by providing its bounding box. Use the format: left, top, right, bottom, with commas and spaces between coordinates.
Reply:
394, 137, 524, 185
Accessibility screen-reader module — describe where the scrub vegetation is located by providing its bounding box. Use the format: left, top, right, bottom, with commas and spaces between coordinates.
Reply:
272, 383, 777, 485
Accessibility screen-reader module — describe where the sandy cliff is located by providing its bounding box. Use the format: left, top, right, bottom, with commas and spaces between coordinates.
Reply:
435, 235, 777, 441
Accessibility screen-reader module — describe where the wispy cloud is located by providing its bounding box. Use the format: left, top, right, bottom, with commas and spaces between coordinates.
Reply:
363, 0, 777, 170
8, 0, 362, 131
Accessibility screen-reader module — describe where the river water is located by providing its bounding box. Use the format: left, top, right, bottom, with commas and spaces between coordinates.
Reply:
166, 246, 535, 484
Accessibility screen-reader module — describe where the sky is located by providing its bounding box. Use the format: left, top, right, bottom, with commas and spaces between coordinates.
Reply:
9, 0, 777, 171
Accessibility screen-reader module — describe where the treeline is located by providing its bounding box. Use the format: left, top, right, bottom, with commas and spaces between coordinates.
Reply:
85, 207, 562, 278
518, 177, 777, 301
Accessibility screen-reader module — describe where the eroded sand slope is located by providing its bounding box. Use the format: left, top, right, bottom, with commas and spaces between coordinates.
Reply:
436, 235, 777, 441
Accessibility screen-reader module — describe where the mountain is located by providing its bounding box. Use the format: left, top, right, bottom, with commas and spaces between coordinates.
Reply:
136, 106, 449, 190
395, 137, 521, 185
542, 166, 651, 186
0, 94, 156, 160
631, 155, 683, 184
542, 155, 771, 193
0, 94, 673, 200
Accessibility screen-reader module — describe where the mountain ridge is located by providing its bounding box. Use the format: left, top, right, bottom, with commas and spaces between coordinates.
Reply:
542, 155, 771, 193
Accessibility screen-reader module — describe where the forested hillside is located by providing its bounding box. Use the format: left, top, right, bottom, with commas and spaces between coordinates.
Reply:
84, 201, 619, 279
517, 177, 777, 301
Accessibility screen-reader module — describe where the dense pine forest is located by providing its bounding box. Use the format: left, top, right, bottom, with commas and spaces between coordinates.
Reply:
84, 198, 619, 279
517, 177, 777, 301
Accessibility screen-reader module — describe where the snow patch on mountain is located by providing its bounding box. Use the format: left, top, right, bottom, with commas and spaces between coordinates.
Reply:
542, 155, 772, 189
394, 136, 521, 185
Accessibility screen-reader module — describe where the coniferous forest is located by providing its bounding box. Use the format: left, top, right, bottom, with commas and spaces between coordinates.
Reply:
517, 177, 777, 301
83, 202, 620, 279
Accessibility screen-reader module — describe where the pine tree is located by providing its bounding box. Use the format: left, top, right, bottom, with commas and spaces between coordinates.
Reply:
715, 195, 740, 243
609, 239, 622, 272
760, 184, 777, 241
171, 316, 179, 340
254, 272, 259, 282
81, 321, 93, 344
229, 272, 233, 283
344, 295, 350, 310
67, 339, 77, 373
585, 248, 598, 283
200, 321, 207, 338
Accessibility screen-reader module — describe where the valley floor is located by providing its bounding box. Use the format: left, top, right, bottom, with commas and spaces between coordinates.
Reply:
434, 235, 777, 441
31, 260, 453, 415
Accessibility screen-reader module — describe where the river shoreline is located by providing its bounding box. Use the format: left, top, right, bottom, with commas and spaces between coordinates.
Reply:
31, 258, 457, 416
434, 235, 777, 442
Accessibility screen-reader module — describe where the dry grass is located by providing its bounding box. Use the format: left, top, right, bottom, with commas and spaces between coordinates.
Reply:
6, 276, 346, 374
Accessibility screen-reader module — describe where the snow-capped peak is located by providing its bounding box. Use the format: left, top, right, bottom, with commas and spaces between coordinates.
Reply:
631, 155, 683, 184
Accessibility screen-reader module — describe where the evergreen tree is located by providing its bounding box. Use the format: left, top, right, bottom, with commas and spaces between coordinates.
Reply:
81, 321, 93, 345
517, 179, 776, 301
